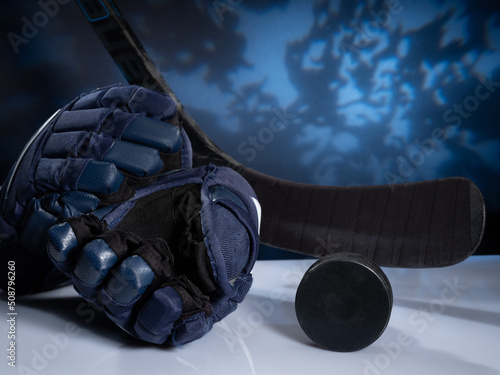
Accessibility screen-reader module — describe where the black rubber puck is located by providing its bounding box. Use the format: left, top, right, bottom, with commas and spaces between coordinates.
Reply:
295, 253, 393, 352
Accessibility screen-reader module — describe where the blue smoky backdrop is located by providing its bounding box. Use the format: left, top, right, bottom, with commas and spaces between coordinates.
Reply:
1, 0, 499, 258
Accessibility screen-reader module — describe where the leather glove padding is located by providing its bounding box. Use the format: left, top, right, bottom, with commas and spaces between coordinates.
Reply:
46, 165, 261, 345
0, 84, 192, 294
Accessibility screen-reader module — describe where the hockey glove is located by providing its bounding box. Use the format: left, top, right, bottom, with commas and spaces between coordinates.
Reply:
46, 165, 261, 345
0, 84, 191, 294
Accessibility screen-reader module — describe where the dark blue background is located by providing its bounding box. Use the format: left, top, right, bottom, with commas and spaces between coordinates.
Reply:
1, 0, 499, 258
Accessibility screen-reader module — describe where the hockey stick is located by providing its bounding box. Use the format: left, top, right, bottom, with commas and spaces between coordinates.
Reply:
75, 0, 485, 268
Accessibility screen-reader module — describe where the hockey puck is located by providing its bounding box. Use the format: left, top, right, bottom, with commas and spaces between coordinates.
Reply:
295, 253, 392, 352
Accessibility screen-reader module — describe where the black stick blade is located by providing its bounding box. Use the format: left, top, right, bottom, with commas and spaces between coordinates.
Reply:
244, 168, 485, 268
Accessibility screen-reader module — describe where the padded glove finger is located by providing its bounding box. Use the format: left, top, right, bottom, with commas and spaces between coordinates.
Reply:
46, 165, 261, 345
0, 84, 192, 294
39, 108, 183, 189
72, 84, 178, 119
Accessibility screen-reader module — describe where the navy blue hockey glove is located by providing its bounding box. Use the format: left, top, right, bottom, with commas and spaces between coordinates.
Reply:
46, 165, 261, 345
0, 84, 192, 294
